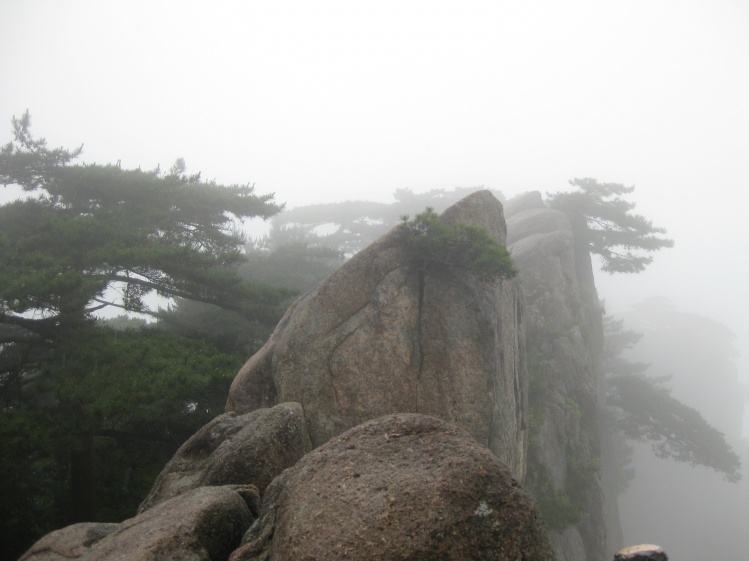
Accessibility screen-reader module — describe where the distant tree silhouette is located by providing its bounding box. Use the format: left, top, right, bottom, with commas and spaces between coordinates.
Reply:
602, 315, 741, 483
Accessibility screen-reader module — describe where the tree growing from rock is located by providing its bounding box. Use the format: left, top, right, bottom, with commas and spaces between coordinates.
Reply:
548, 178, 674, 273
400, 207, 517, 283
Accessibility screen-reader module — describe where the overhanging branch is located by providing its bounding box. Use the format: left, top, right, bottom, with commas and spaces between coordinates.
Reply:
108, 274, 247, 315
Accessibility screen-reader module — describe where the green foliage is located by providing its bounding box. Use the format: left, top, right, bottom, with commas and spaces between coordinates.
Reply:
0, 113, 287, 558
1, 323, 243, 559
526, 344, 602, 532
564, 397, 582, 418
0, 407, 65, 558
566, 455, 601, 503
537, 491, 582, 531
532, 465, 583, 531
159, 241, 344, 355
530, 454, 601, 532
49, 325, 242, 434
548, 178, 674, 273
400, 208, 517, 283
0, 111, 291, 330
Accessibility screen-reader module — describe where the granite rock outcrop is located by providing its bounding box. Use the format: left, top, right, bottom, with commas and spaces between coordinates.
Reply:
230, 413, 553, 561
21, 486, 259, 561
20, 189, 623, 560
227, 190, 528, 479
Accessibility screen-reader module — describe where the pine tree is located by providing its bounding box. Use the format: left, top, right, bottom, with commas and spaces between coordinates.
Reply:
548, 178, 674, 273
0, 112, 290, 557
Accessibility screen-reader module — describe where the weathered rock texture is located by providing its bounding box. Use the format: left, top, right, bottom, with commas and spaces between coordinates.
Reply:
18, 523, 118, 561
506, 196, 607, 561
138, 402, 309, 513
227, 190, 528, 479
230, 413, 554, 561
21, 485, 259, 561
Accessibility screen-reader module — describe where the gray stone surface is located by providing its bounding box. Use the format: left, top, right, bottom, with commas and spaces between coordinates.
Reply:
227, 190, 528, 479
97, 486, 256, 561
549, 526, 587, 561
21, 486, 257, 561
507, 204, 607, 561
230, 413, 554, 561
139, 402, 309, 513
19, 523, 118, 561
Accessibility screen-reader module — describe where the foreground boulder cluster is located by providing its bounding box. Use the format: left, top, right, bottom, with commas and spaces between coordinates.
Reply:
22, 409, 553, 561
20, 192, 665, 561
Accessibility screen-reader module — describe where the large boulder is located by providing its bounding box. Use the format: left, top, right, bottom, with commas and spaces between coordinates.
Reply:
21, 485, 258, 561
138, 402, 309, 513
230, 413, 553, 561
227, 191, 528, 479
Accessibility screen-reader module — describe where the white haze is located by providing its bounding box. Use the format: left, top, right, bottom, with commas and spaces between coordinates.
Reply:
1, 0, 748, 539
2, 2, 746, 395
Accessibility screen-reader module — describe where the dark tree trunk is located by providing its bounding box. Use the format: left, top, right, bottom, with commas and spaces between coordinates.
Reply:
70, 435, 95, 522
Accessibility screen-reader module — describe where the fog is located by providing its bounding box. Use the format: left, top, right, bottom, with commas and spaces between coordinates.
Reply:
1, 1, 747, 557
611, 299, 749, 559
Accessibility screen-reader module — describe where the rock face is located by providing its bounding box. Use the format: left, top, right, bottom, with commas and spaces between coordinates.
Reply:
230, 413, 554, 561
138, 402, 309, 513
18, 523, 119, 561
506, 197, 607, 561
21, 486, 259, 561
227, 190, 528, 479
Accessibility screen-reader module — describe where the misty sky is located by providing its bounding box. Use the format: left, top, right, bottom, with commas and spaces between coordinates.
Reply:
1, 1, 748, 403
